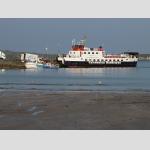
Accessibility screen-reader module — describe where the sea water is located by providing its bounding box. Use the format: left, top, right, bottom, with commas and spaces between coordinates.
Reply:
0, 61, 150, 91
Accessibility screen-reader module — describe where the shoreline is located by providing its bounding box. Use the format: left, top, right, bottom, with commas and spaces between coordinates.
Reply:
0, 60, 25, 69
0, 90, 150, 129
1, 89, 150, 94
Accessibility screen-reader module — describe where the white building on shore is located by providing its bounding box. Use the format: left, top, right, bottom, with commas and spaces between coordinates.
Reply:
0, 51, 6, 60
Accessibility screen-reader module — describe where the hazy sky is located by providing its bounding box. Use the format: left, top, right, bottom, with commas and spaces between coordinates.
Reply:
0, 18, 150, 54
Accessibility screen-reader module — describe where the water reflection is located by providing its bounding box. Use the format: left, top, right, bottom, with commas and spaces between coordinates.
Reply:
65, 68, 105, 74
64, 67, 137, 77
20, 68, 39, 73
0, 69, 5, 73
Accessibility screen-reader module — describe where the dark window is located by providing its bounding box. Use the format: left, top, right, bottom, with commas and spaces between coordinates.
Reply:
92, 52, 94, 54
109, 60, 111, 62
117, 59, 119, 61
88, 52, 90, 54
113, 59, 115, 61
84, 52, 86, 54
97, 59, 99, 62
93, 59, 95, 62
96, 52, 98, 54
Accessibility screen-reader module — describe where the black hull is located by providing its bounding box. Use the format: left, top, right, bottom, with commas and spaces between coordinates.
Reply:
58, 61, 137, 68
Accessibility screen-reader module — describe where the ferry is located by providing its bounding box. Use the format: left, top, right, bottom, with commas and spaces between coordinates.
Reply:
57, 39, 139, 68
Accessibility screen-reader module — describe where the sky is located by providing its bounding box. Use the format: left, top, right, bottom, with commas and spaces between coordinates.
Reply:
0, 18, 150, 54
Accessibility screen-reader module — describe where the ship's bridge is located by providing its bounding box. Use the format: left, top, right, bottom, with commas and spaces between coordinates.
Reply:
67, 39, 105, 58
71, 40, 85, 51
68, 48, 105, 58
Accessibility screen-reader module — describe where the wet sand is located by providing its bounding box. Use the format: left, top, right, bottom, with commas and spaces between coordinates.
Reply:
0, 90, 150, 129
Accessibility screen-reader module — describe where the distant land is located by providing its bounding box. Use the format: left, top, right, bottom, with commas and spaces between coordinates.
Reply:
0, 49, 150, 61
139, 54, 150, 60
0, 49, 58, 61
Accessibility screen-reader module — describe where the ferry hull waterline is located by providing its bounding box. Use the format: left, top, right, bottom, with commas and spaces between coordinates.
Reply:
59, 61, 137, 68
57, 39, 139, 68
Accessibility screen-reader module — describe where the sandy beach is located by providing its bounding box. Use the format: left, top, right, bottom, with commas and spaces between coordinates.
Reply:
0, 90, 150, 130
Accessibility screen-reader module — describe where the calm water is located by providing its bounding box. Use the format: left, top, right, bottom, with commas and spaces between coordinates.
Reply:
0, 61, 150, 91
